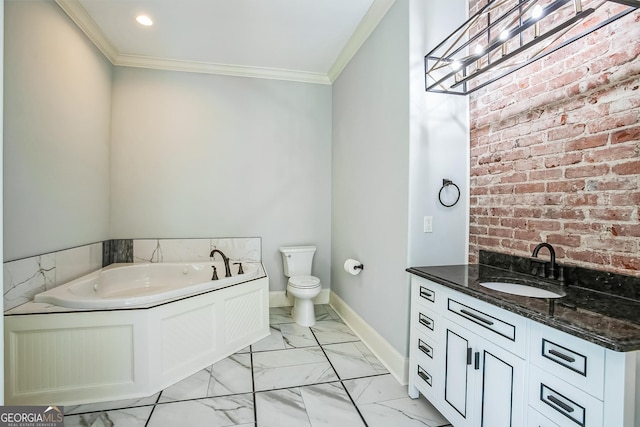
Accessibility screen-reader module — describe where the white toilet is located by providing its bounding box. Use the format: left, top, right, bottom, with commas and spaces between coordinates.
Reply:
279, 245, 321, 327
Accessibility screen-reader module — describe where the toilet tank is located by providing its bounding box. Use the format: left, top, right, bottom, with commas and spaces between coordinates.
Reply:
279, 246, 316, 277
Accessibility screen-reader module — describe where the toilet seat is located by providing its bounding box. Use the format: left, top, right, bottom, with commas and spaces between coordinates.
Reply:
288, 275, 320, 289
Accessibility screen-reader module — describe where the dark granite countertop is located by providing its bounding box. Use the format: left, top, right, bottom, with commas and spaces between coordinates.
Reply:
407, 264, 640, 352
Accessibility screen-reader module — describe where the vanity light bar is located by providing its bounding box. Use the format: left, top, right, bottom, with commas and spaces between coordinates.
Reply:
425, 0, 640, 95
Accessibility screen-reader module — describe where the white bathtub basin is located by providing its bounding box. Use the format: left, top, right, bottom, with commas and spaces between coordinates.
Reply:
479, 282, 564, 298
34, 261, 260, 309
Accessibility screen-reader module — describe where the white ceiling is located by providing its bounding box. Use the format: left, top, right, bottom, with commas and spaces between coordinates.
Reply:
56, 0, 396, 84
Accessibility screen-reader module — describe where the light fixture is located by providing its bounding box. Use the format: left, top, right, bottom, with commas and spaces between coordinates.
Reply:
424, 0, 640, 95
136, 15, 153, 26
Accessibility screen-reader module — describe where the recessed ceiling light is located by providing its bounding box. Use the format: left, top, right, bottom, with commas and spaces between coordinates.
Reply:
136, 15, 153, 26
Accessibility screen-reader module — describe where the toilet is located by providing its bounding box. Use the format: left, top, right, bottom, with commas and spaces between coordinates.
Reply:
279, 245, 321, 327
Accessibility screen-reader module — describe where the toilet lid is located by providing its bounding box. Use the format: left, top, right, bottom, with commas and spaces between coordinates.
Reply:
289, 275, 320, 288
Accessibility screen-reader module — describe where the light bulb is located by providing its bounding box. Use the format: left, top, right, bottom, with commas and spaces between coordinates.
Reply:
136, 15, 153, 26
475, 45, 484, 55
500, 30, 510, 41
451, 61, 462, 70
532, 5, 543, 19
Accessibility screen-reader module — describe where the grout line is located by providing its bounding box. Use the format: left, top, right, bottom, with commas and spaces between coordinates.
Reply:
143, 390, 163, 427
250, 346, 258, 427
310, 325, 370, 427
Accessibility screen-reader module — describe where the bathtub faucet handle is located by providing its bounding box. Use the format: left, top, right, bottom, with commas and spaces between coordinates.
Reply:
233, 262, 244, 275
211, 266, 219, 281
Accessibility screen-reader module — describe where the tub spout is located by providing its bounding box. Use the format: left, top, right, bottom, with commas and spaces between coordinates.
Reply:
210, 249, 232, 278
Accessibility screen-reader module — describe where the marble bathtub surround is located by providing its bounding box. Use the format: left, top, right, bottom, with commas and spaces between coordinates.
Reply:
132, 238, 261, 263
63, 305, 451, 427
3, 237, 261, 312
3, 242, 102, 311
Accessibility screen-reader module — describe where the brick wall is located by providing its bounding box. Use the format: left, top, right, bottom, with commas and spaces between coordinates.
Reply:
468, 1, 640, 276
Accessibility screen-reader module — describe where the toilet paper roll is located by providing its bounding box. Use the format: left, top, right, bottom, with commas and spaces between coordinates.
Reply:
344, 259, 363, 275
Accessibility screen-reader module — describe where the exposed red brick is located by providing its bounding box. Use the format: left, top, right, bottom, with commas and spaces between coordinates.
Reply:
565, 135, 609, 152
612, 160, 640, 175
611, 255, 640, 272
589, 208, 634, 221
547, 180, 586, 193
547, 234, 582, 247
565, 164, 610, 178
612, 126, 640, 144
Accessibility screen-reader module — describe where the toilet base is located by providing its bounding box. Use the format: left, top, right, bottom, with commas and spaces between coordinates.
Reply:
292, 297, 317, 327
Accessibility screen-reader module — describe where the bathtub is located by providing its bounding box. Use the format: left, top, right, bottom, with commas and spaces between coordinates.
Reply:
33, 261, 259, 309
5, 261, 269, 406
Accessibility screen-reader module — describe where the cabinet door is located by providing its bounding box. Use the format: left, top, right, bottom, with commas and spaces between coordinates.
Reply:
444, 324, 474, 427
476, 338, 525, 427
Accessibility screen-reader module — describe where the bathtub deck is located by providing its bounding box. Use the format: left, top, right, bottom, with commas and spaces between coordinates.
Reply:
62, 305, 451, 427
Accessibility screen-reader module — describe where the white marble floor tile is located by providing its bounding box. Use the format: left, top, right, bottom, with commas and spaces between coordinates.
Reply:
311, 320, 359, 345
159, 367, 212, 402
343, 374, 407, 404
64, 405, 153, 427
147, 394, 254, 427
253, 324, 317, 352
66, 393, 160, 415
207, 353, 253, 397
357, 395, 451, 427
323, 341, 388, 379
300, 382, 366, 427
268, 306, 294, 325
313, 305, 342, 322
255, 387, 311, 427
253, 347, 338, 391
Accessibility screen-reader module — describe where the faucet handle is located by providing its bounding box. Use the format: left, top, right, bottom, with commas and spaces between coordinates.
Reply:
211, 266, 219, 280
233, 262, 244, 275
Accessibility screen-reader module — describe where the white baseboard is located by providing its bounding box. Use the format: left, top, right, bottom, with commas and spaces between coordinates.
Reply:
329, 291, 409, 385
269, 289, 330, 307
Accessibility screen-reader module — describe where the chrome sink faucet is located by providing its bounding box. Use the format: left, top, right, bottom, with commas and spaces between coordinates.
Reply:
210, 249, 232, 278
532, 242, 563, 282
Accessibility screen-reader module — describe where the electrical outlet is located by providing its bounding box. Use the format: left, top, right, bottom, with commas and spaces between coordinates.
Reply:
423, 216, 433, 233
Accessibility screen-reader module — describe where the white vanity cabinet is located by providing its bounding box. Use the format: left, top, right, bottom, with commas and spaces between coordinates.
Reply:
409, 275, 526, 427
408, 274, 640, 427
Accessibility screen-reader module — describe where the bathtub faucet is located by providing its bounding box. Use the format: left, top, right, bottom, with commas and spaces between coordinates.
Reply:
210, 249, 232, 278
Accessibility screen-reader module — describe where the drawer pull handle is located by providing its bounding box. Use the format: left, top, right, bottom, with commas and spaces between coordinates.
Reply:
474, 351, 480, 370
418, 340, 432, 357
417, 367, 432, 385
546, 395, 574, 413
420, 287, 433, 299
467, 347, 472, 365
419, 314, 432, 329
460, 309, 494, 326
548, 349, 576, 363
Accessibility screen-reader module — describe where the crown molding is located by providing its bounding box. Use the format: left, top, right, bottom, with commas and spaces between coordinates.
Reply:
115, 54, 332, 85
55, 0, 118, 62
327, 0, 397, 83
55, 0, 393, 85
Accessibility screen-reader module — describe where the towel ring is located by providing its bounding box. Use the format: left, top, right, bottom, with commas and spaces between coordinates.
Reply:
438, 179, 460, 208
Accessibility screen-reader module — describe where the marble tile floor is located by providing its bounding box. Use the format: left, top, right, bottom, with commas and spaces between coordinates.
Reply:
64, 305, 451, 427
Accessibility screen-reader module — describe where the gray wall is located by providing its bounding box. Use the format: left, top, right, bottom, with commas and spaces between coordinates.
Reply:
331, 0, 469, 357
408, 0, 469, 267
331, 0, 411, 355
110, 68, 332, 291
4, 0, 112, 261
1, 0, 5, 403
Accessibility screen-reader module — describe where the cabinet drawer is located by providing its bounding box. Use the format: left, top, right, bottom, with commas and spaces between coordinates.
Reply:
446, 296, 527, 357
529, 322, 605, 400
528, 365, 603, 427
415, 309, 439, 341
412, 276, 442, 312
528, 407, 560, 427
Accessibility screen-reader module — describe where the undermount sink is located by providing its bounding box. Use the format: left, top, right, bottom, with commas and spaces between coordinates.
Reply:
479, 282, 565, 299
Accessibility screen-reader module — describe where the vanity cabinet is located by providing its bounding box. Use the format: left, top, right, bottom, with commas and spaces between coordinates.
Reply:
408, 274, 640, 427
408, 275, 526, 427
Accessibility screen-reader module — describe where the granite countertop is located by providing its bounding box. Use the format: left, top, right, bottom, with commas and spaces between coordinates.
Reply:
407, 264, 640, 352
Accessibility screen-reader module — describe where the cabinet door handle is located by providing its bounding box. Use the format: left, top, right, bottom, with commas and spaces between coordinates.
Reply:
460, 309, 494, 326
548, 349, 576, 363
467, 347, 472, 365
546, 395, 575, 413
474, 351, 480, 370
